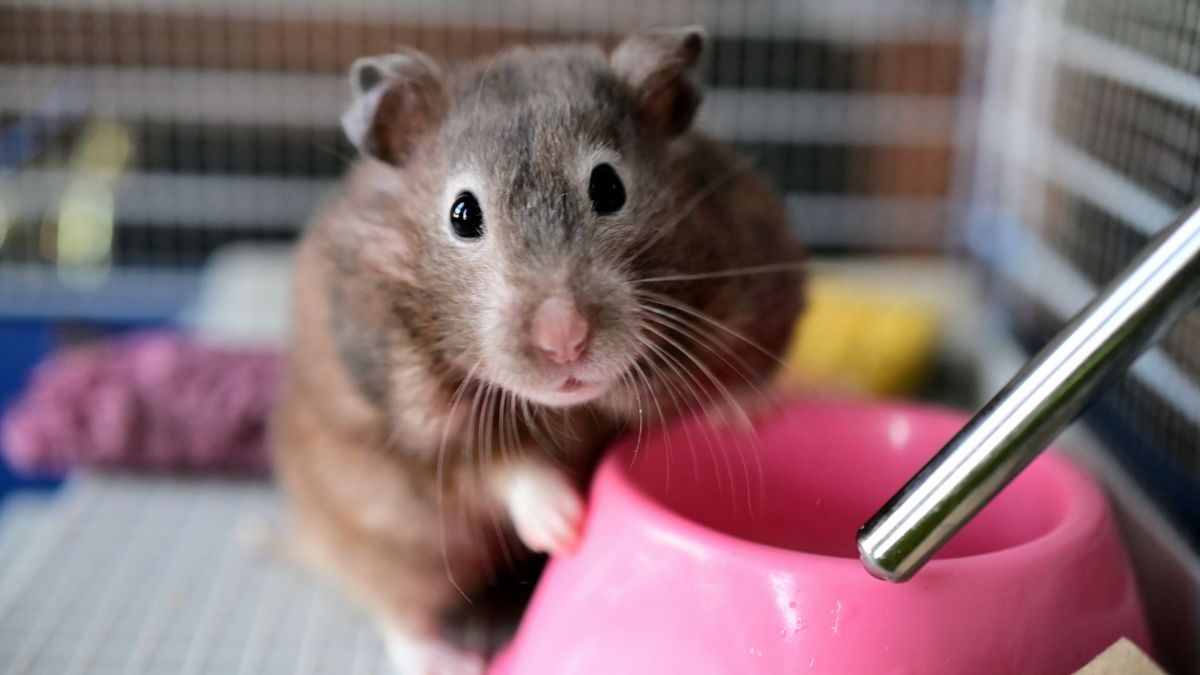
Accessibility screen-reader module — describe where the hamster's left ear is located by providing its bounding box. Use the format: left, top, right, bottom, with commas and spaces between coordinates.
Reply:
341, 49, 447, 166
610, 26, 705, 138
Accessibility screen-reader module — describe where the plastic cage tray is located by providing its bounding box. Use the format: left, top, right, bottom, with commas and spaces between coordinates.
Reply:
0, 475, 394, 675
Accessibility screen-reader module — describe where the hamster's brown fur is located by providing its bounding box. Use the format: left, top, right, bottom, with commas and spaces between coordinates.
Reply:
272, 27, 803, 674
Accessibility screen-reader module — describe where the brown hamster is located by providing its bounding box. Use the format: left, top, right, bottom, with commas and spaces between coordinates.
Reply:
272, 26, 804, 675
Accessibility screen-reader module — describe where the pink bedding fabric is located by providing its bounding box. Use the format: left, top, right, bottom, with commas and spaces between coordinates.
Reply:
2, 332, 282, 475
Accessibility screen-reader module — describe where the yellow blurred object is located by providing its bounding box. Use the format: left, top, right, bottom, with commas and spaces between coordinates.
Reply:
781, 276, 939, 396
0, 192, 10, 251
50, 119, 133, 281
72, 119, 134, 178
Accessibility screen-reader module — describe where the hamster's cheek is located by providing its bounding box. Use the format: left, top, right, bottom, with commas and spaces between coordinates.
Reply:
474, 275, 531, 366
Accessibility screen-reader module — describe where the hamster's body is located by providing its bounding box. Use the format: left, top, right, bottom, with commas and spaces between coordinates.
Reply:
273, 29, 803, 674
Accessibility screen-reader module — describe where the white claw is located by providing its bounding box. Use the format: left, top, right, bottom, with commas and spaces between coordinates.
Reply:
497, 464, 585, 555
383, 628, 486, 675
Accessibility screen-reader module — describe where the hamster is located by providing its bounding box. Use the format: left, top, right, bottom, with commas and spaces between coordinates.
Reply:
271, 26, 804, 675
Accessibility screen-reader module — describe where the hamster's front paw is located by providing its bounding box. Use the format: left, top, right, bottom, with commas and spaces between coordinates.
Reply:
702, 387, 777, 432
383, 629, 485, 675
498, 464, 584, 555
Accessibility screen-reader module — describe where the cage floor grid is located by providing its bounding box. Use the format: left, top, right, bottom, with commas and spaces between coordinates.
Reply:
0, 475, 394, 675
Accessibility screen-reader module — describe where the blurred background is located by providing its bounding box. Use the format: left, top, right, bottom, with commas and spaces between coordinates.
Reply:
0, 0, 1198, 672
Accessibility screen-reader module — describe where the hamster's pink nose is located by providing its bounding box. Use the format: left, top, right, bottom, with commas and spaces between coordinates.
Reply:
531, 296, 590, 364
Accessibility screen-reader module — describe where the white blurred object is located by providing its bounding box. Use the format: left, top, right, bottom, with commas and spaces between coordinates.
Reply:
0, 475, 394, 675
186, 244, 293, 347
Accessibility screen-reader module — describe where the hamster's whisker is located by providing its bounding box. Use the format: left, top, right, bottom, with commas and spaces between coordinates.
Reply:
499, 389, 528, 576
308, 139, 358, 166
471, 51, 504, 121
477, 382, 493, 473
463, 380, 485, 475
649, 345, 707, 485
621, 365, 643, 401
640, 321, 757, 516
499, 389, 515, 467
629, 359, 669, 477
638, 336, 710, 487
483, 383, 500, 474
639, 322, 729, 423
518, 399, 567, 472
630, 160, 756, 261
464, 381, 493, 584
614, 370, 631, 410
636, 324, 737, 497
552, 406, 584, 444
380, 418, 405, 456
518, 399, 544, 452
643, 307, 778, 426
483, 384, 518, 576
645, 301, 821, 505
489, 385, 514, 577
642, 310, 769, 506
644, 309, 763, 397
636, 290, 794, 375
634, 260, 808, 285
437, 362, 483, 602
635, 331, 721, 461
622, 364, 646, 465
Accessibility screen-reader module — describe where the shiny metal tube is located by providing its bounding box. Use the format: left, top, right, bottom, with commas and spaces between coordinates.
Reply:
857, 201, 1200, 583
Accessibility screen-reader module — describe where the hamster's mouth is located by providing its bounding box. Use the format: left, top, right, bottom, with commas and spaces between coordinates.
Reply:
558, 377, 586, 392
521, 377, 610, 407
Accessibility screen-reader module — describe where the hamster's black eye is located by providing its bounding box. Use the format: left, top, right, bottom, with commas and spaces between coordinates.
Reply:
588, 163, 626, 215
449, 192, 484, 240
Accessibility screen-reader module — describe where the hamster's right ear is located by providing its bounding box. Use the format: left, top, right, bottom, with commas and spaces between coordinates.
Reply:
611, 26, 705, 138
341, 50, 447, 166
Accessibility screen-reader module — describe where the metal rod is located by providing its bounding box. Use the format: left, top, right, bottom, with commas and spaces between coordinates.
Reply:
857, 200, 1200, 583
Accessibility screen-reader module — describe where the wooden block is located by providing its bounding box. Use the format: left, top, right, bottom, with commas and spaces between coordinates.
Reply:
1073, 638, 1167, 675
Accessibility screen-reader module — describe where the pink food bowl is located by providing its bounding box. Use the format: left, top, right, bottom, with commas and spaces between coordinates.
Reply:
491, 400, 1149, 675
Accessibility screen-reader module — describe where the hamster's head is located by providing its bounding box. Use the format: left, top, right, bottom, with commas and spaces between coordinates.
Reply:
339, 28, 712, 409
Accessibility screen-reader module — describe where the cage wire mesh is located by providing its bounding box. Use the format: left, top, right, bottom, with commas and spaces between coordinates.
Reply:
3, 0, 1200, 670
0, 0, 978, 320
969, 0, 1200, 548
0, 7, 986, 671
2, 0, 1199, 566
